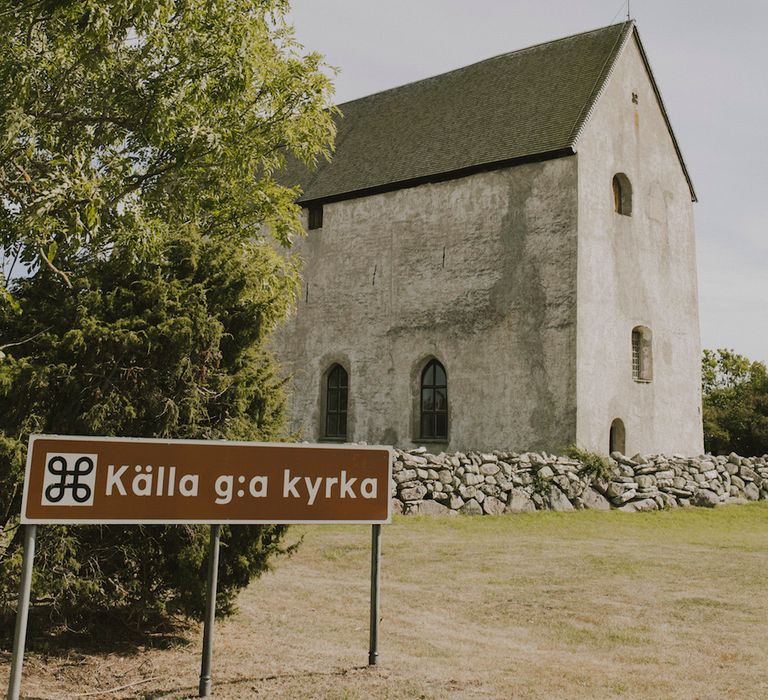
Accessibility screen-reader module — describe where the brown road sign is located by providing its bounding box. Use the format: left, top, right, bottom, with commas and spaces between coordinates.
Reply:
22, 435, 392, 524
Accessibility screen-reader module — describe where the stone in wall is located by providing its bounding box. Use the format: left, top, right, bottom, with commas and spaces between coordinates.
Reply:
391, 448, 768, 516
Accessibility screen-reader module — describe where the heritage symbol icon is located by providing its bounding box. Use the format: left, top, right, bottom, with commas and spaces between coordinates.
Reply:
41, 453, 98, 507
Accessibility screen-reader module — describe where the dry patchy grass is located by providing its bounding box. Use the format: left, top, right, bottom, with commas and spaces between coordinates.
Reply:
2, 503, 768, 699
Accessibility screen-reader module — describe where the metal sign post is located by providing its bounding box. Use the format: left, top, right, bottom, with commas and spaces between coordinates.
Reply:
368, 523, 382, 665
7, 435, 392, 698
199, 524, 222, 697
7, 524, 37, 700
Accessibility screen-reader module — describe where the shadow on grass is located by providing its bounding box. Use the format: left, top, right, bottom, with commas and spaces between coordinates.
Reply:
149, 666, 374, 699
0, 607, 191, 658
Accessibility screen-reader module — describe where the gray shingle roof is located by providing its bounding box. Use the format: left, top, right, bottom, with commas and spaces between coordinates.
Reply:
287, 21, 694, 204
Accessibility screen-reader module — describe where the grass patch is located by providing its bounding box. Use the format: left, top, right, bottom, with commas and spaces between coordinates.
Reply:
547, 621, 650, 650
578, 553, 649, 576
320, 543, 368, 562
3, 504, 768, 699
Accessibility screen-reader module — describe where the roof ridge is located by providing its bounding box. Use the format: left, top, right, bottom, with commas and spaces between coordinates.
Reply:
334, 21, 634, 110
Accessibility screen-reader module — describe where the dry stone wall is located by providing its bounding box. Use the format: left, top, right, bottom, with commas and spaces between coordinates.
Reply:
391, 448, 768, 515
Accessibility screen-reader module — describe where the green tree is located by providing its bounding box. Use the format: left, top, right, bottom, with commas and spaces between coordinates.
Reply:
0, 0, 334, 293
702, 349, 768, 456
0, 0, 334, 629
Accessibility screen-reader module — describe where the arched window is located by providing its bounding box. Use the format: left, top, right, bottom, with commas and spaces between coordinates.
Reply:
610, 418, 626, 455
631, 326, 653, 382
324, 364, 348, 439
612, 173, 632, 216
420, 359, 447, 440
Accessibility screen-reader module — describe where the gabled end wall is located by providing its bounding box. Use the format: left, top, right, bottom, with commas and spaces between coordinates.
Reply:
575, 32, 703, 456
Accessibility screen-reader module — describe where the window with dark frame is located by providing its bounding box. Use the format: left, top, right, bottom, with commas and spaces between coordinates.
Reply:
631, 329, 642, 379
325, 364, 348, 439
631, 326, 653, 382
308, 204, 323, 230
420, 359, 448, 440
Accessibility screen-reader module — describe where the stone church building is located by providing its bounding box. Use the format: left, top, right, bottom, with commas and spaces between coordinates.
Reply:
273, 21, 704, 456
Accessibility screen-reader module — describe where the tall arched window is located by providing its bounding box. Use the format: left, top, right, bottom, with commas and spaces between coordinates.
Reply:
325, 364, 348, 439
610, 418, 626, 455
631, 326, 653, 382
612, 173, 632, 216
420, 359, 447, 440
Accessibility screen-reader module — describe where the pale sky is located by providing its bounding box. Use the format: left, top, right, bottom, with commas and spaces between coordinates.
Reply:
288, 0, 768, 364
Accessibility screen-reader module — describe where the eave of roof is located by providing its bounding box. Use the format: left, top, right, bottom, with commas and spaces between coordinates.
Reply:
300, 147, 576, 206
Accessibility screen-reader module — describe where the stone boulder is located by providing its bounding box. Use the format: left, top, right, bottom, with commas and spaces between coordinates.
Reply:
482, 496, 506, 515
400, 483, 428, 502
693, 489, 719, 508
449, 495, 465, 510
618, 498, 658, 512
505, 488, 536, 513
549, 485, 574, 512
581, 487, 611, 511
417, 499, 455, 516
459, 498, 483, 515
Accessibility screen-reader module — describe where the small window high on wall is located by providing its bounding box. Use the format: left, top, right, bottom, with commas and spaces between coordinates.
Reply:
324, 364, 348, 439
308, 204, 323, 230
631, 326, 653, 382
420, 359, 448, 440
612, 173, 632, 216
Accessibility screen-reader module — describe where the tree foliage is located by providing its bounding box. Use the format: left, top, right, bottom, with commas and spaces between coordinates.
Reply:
0, 0, 334, 292
0, 0, 335, 629
702, 349, 768, 456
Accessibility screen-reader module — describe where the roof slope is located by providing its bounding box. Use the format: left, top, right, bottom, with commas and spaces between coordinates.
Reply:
287, 22, 644, 204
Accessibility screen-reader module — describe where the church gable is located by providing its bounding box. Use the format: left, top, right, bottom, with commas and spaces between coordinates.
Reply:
572, 25, 702, 456
572, 25, 696, 202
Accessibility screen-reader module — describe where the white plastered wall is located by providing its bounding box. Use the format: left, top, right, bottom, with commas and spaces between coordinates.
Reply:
575, 33, 704, 456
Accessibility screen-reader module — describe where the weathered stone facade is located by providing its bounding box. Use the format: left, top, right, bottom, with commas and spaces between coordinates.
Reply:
274, 158, 579, 452
273, 22, 703, 456
390, 448, 768, 516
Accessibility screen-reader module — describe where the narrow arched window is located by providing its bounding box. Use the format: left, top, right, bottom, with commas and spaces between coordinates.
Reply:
612, 173, 632, 215
325, 364, 348, 439
420, 359, 447, 440
631, 326, 653, 382
610, 418, 626, 455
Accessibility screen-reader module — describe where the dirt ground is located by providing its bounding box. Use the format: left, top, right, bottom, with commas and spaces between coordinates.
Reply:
2, 503, 768, 699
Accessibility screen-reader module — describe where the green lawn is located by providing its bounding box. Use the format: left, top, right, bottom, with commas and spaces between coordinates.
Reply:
3, 504, 768, 698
